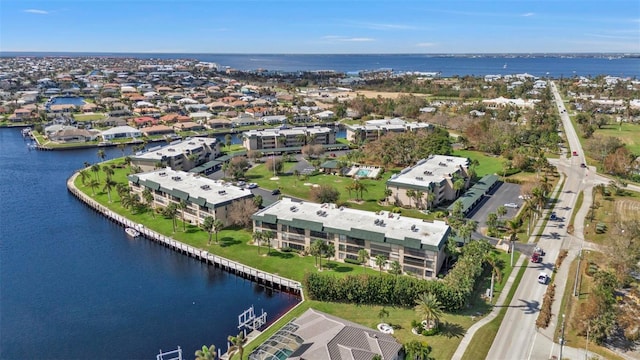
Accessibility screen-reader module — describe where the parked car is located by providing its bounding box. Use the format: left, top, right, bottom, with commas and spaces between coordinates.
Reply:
247, 183, 258, 189
534, 247, 545, 256
271, 188, 281, 195
550, 213, 557, 221
538, 272, 549, 284
504, 203, 519, 209
531, 253, 541, 263
572, 151, 578, 156
580, 163, 586, 168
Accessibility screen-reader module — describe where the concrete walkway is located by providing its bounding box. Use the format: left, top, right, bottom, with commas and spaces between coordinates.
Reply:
450, 254, 527, 360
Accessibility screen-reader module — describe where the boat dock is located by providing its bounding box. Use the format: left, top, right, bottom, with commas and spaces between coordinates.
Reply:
66, 173, 302, 296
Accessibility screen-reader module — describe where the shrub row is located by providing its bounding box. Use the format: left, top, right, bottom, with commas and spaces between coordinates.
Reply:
555, 249, 568, 271
303, 240, 493, 312
535, 283, 556, 328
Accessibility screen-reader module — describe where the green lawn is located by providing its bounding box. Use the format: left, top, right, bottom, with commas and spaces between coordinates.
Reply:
73, 113, 106, 121
594, 122, 640, 155
453, 149, 503, 177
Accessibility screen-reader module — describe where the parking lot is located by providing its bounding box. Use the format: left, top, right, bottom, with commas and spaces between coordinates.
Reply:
468, 181, 523, 227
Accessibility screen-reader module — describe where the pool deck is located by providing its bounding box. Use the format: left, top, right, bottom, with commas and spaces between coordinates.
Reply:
345, 165, 381, 179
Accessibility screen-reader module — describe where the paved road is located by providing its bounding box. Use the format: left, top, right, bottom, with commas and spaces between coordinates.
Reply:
487, 81, 599, 360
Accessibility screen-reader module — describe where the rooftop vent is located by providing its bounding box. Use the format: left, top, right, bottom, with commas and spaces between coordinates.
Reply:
411, 224, 417, 231
438, 162, 446, 166
218, 190, 226, 195
188, 142, 195, 145
290, 206, 298, 212
446, 158, 453, 162
200, 185, 210, 190
159, 172, 167, 176
171, 176, 182, 181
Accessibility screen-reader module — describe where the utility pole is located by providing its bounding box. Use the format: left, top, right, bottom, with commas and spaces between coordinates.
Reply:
585, 324, 590, 360
559, 314, 566, 360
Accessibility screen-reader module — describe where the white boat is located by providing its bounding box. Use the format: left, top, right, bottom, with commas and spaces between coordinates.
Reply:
125, 227, 141, 238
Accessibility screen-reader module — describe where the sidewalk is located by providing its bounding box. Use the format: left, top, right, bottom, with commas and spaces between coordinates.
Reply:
450, 253, 527, 360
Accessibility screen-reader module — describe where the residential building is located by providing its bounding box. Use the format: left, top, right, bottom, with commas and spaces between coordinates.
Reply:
252, 198, 451, 278
386, 155, 470, 209
100, 125, 142, 140
128, 168, 252, 227
242, 126, 336, 152
249, 308, 402, 360
130, 137, 221, 172
345, 118, 432, 143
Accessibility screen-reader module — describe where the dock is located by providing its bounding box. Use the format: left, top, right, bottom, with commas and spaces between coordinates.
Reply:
66, 172, 302, 295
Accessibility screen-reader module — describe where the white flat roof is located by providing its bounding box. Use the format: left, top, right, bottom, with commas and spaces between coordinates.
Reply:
243, 127, 332, 138
135, 137, 217, 161
255, 198, 449, 248
387, 155, 469, 188
134, 168, 251, 206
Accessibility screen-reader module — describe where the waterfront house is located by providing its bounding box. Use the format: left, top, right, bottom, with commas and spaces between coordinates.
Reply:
128, 168, 253, 227
248, 308, 403, 360
100, 125, 142, 140
386, 155, 470, 209
130, 137, 220, 172
173, 121, 204, 132
140, 125, 175, 137
49, 128, 98, 143
252, 198, 450, 278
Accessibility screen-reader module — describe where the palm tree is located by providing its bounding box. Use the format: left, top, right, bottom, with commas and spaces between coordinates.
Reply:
165, 202, 178, 233
227, 332, 247, 360
212, 219, 224, 244
453, 177, 466, 197
426, 190, 436, 211
505, 219, 521, 266
406, 189, 415, 207
102, 165, 114, 181
383, 188, 393, 204
102, 178, 117, 202
390, 260, 402, 277
117, 143, 126, 157
325, 243, 335, 264
224, 134, 232, 149
414, 190, 424, 210
202, 216, 215, 245
311, 240, 326, 269
252, 230, 263, 254
404, 340, 434, 360
263, 230, 274, 254
414, 292, 443, 330
142, 188, 155, 217
195, 345, 216, 360
79, 169, 90, 186
88, 179, 100, 196
357, 181, 369, 201
178, 199, 188, 231
357, 249, 370, 270
496, 205, 507, 221
375, 255, 387, 274
91, 163, 101, 182
485, 253, 503, 303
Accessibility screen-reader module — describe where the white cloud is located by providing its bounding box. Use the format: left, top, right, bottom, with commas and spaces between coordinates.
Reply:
24, 9, 49, 14
322, 36, 374, 42
355, 22, 418, 31
416, 42, 436, 48
522, 12, 535, 17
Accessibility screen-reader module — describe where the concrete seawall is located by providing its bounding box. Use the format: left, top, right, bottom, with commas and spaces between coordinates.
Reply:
66, 172, 303, 296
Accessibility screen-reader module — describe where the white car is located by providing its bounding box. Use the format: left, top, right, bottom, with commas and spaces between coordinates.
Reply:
504, 203, 519, 209
247, 183, 258, 189
538, 272, 549, 284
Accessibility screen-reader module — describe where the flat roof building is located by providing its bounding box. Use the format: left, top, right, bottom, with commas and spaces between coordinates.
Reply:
345, 118, 432, 143
252, 198, 450, 278
386, 155, 470, 209
128, 168, 252, 227
242, 127, 336, 153
130, 137, 221, 172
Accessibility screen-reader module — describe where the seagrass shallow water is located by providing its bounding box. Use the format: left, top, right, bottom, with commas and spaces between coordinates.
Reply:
0, 128, 299, 359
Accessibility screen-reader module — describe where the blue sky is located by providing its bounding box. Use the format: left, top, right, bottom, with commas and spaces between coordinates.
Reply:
1, 0, 638, 53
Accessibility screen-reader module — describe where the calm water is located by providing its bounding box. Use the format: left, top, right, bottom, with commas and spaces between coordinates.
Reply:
3, 52, 638, 78
48, 97, 86, 106
0, 128, 299, 359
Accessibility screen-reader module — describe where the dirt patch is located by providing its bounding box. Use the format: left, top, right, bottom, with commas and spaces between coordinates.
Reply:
615, 199, 640, 221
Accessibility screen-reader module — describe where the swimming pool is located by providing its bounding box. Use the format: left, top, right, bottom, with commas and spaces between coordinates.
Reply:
48, 96, 86, 106
356, 169, 371, 177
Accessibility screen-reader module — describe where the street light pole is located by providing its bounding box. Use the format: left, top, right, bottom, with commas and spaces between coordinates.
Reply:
559, 314, 566, 360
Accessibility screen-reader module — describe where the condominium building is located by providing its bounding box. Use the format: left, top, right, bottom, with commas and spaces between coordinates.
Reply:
251, 198, 451, 279
345, 118, 432, 143
128, 168, 252, 227
130, 137, 221, 172
386, 155, 470, 209
242, 127, 336, 152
